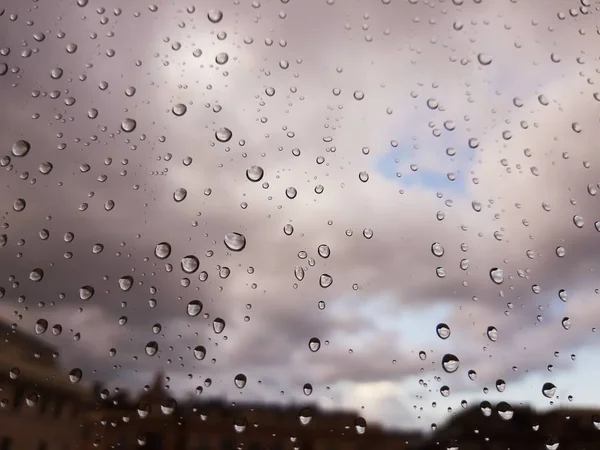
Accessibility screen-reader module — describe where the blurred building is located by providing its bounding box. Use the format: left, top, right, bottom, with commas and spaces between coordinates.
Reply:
419, 403, 600, 450
3, 322, 600, 450
0, 321, 91, 450
83, 372, 422, 450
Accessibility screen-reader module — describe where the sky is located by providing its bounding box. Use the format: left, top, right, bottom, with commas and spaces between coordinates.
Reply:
1, 0, 600, 434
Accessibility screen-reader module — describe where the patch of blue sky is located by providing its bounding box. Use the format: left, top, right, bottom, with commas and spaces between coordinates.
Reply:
375, 138, 476, 196
327, 291, 455, 349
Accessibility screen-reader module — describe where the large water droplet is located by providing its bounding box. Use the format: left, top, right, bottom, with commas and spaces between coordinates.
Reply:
224, 232, 246, 252
172, 103, 187, 117
181, 255, 200, 274
234, 374, 247, 389
155, 242, 171, 259
215, 127, 232, 142
12, 140, 31, 157
193, 345, 206, 360
145, 341, 159, 356
490, 267, 504, 284
542, 382, 556, 398
246, 165, 264, 182
69, 368, 83, 384
354, 417, 367, 434
121, 118, 136, 132
173, 188, 187, 202
303, 383, 313, 395
34, 319, 48, 335
29, 268, 44, 282
497, 401, 514, 420
118, 276, 134, 291
317, 244, 330, 258
187, 300, 203, 317
294, 266, 305, 281
207, 9, 223, 23
436, 323, 451, 340
441, 354, 460, 373
308, 337, 321, 352
480, 401, 492, 416
298, 408, 313, 425
213, 318, 226, 334
431, 242, 444, 257
486, 326, 498, 342
319, 274, 333, 288
79, 285, 95, 300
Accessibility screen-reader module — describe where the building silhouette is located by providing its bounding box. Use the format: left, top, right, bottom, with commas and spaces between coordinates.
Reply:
1, 321, 600, 450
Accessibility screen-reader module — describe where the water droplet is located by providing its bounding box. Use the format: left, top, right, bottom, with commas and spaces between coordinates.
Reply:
308, 337, 321, 352
29, 268, 43, 282
173, 188, 187, 202
13, 199, 26, 212
436, 323, 451, 340
34, 319, 48, 335
118, 276, 133, 292
233, 417, 247, 433
477, 53, 492, 65
497, 401, 514, 420
573, 215, 584, 228
145, 341, 158, 356
558, 289, 567, 302
319, 274, 333, 288
542, 382, 556, 398
213, 317, 226, 334
294, 266, 305, 281
490, 268, 504, 284
353, 90, 365, 100
298, 407, 313, 425
215, 127, 232, 142
207, 9, 223, 23
317, 244, 330, 258
561, 317, 571, 330
234, 374, 247, 389
38, 162, 53, 174
181, 255, 200, 274
12, 140, 30, 157
441, 354, 460, 373
193, 345, 206, 360
480, 401, 492, 416
436, 267, 446, 278
440, 385, 450, 397
79, 285, 94, 300
224, 232, 246, 252
556, 246, 566, 258
69, 368, 82, 383
246, 166, 264, 182
155, 242, 171, 259
419, 351, 427, 360
431, 242, 444, 257
215, 52, 229, 65
468, 369, 477, 381
358, 171, 369, 182
354, 417, 367, 434
303, 383, 313, 395
172, 103, 187, 117
486, 326, 498, 342
496, 379, 506, 392
121, 118, 136, 133
187, 300, 203, 317
285, 187, 297, 199
283, 224, 294, 235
